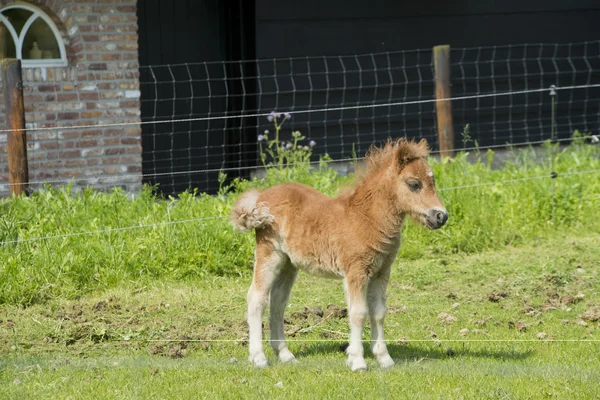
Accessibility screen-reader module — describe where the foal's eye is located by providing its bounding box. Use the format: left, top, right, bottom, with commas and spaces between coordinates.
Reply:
407, 180, 422, 192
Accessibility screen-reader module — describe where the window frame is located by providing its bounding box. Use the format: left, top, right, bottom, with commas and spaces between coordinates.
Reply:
0, 2, 68, 68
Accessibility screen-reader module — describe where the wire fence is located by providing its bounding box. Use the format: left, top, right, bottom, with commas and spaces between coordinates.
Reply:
1, 40, 599, 195
140, 42, 600, 193
0, 41, 599, 247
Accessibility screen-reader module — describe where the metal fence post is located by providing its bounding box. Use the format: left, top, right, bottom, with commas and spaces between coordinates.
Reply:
1, 59, 29, 196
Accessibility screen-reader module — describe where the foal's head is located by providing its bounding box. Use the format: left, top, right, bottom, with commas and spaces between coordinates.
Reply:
391, 139, 448, 229
367, 139, 447, 229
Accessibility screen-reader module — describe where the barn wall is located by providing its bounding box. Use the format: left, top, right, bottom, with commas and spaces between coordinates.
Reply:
253, 0, 600, 155
255, 1, 600, 57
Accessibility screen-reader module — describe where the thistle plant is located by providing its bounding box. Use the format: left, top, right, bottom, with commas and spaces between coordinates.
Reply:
258, 111, 316, 171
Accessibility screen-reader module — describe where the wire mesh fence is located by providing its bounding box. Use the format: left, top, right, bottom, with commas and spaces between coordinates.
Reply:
1, 41, 599, 195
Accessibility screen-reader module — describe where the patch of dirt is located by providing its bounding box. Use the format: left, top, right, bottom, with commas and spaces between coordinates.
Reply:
92, 301, 108, 312
515, 321, 528, 332
560, 293, 585, 305
541, 299, 558, 312
290, 306, 327, 320
536, 332, 548, 340
539, 292, 585, 313
488, 291, 508, 302
285, 304, 346, 337
148, 337, 191, 359
324, 304, 347, 319
438, 312, 457, 324
543, 273, 570, 287
580, 307, 600, 322
166, 344, 185, 358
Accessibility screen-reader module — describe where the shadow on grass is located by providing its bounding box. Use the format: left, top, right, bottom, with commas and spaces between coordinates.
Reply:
295, 342, 532, 361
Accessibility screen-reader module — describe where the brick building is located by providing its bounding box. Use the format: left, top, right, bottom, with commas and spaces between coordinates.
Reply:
0, 0, 142, 195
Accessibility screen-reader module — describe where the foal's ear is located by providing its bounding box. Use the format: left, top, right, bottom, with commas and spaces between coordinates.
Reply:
395, 138, 429, 167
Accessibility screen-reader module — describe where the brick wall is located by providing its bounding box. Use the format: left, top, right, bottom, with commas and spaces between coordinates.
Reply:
0, 0, 141, 195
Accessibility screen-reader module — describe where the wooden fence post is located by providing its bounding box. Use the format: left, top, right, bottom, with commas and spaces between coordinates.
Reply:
433, 45, 454, 158
1, 59, 29, 196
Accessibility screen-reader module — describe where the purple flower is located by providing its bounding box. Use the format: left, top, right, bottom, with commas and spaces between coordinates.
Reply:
267, 111, 277, 122
309, 140, 316, 148
284, 112, 292, 119
285, 142, 292, 149
257, 134, 265, 142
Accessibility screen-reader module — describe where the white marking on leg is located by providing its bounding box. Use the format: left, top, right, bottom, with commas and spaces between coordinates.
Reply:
247, 283, 268, 368
344, 278, 368, 371
269, 265, 298, 363
247, 252, 283, 368
368, 272, 394, 368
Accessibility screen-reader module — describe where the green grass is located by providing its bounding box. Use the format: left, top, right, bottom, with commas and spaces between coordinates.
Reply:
0, 139, 599, 397
1, 234, 599, 399
0, 141, 599, 306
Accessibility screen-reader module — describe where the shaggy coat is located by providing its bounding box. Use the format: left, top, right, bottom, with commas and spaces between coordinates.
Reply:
231, 138, 448, 370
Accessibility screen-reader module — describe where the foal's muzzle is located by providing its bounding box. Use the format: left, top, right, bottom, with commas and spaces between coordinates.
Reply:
425, 209, 448, 229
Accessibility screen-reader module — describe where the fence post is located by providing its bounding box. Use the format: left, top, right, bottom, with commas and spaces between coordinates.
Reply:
1, 59, 29, 196
433, 45, 454, 157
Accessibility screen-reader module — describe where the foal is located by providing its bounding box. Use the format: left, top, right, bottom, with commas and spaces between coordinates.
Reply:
231, 138, 448, 371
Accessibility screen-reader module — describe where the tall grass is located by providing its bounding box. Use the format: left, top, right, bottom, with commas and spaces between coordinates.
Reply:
0, 139, 598, 305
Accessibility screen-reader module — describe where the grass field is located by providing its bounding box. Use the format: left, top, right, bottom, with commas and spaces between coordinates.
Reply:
1, 140, 600, 398
1, 234, 599, 399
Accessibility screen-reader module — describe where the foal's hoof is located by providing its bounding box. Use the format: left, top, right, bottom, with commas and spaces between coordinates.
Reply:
377, 355, 395, 369
278, 349, 297, 364
346, 356, 367, 371
249, 353, 268, 368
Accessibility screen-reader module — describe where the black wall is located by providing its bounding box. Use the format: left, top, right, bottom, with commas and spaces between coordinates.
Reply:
136, 1, 600, 194
255, 1, 600, 57
254, 1, 600, 156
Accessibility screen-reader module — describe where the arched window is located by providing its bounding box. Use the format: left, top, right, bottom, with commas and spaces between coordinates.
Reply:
0, 3, 67, 67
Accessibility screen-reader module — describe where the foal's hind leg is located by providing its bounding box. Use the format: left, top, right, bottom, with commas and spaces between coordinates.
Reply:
367, 266, 394, 368
269, 263, 298, 363
247, 242, 286, 368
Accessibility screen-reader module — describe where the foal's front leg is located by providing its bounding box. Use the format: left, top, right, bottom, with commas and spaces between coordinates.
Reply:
344, 276, 369, 371
367, 267, 394, 368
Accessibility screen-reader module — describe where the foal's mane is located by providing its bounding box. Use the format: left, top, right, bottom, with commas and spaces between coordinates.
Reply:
342, 138, 429, 196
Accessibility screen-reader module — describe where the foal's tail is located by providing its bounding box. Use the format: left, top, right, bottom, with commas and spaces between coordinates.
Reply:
230, 189, 275, 232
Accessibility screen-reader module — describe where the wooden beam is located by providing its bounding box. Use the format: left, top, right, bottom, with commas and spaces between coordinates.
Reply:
1, 59, 29, 196
433, 45, 455, 158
